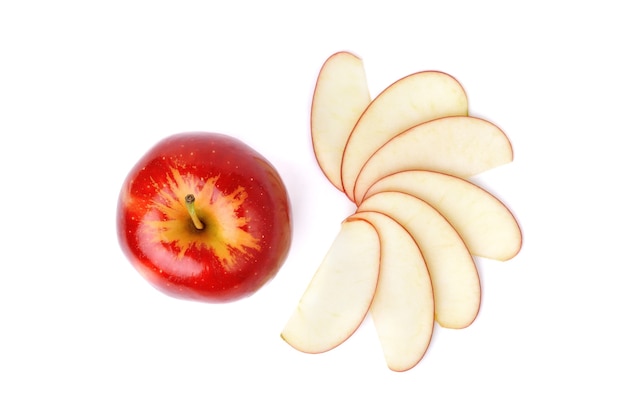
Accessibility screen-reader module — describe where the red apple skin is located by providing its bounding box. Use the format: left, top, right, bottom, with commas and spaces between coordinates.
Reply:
117, 132, 292, 303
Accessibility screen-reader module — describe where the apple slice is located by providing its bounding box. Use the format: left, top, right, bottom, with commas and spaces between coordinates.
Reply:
341, 71, 468, 201
351, 211, 434, 372
358, 191, 480, 329
311, 51, 371, 191
281, 218, 380, 353
353, 116, 513, 204
364, 170, 522, 261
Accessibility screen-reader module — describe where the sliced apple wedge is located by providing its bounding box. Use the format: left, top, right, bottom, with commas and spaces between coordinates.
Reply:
281, 218, 380, 354
358, 191, 480, 329
364, 170, 522, 261
311, 51, 371, 191
353, 116, 513, 204
341, 71, 468, 201
351, 211, 434, 372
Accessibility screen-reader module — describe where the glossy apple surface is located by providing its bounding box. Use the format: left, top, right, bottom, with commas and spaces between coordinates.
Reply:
117, 132, 292, 302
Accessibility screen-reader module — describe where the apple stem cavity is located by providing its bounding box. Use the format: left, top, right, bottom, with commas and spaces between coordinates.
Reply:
185, 194, 205, 230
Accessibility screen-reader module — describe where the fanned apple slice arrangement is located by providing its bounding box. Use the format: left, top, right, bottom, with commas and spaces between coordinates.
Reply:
282, 51, 522, 372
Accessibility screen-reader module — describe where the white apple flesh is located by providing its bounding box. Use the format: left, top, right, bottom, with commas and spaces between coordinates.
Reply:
284, 51, 522, 371
353, 116, 513, 204
281, 219, 380, 353
341, 71, 468, 201
311, 51, 371, 191
351, 211, 434, 372
358, 191, 480, 329
363, 170, 522, 261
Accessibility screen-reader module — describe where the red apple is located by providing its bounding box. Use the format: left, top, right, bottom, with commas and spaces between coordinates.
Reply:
117, 132, 292, 303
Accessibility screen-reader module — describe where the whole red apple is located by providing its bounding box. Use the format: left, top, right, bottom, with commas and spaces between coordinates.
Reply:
117, 132, 292, 302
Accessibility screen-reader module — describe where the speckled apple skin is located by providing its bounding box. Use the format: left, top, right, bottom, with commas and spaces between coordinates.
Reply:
117, 132, 292, 302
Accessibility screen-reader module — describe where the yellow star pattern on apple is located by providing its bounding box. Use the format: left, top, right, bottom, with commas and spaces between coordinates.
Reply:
145, 167, 260, 268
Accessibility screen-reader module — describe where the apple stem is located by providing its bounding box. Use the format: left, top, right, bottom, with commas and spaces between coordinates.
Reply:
185, 194, 204, 230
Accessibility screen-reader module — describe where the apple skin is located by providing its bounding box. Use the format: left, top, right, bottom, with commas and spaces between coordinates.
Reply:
117, 132, 292, 303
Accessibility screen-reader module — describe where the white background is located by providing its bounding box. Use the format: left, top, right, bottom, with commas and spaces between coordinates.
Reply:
1, 1, 625, 418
